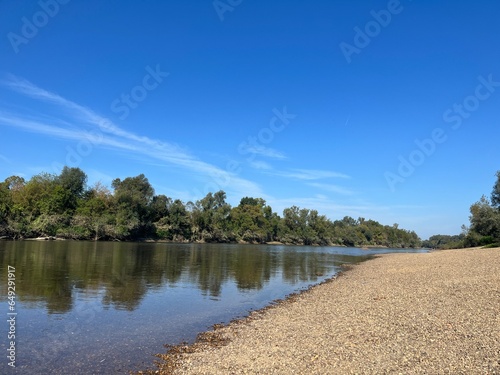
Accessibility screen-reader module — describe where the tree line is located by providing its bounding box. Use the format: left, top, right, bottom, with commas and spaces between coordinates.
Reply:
0, 166, 422, 247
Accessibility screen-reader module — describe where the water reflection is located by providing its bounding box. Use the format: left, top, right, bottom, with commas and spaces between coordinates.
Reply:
0, 241, 425, 374
0, 241, 355, 314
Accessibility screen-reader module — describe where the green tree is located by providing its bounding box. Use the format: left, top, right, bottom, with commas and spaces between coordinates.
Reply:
1, 176, 26, 237
230, 198, 270, 243
491, 170, 500, 209
469, 196, 500, 241
155, 199, 192, 240
193, 191, 232, 242
167, 199, 192, 240
57, 167, 87, 199
9, 173, 73, 236
280, 206, 319, 245
73, 182, 114, 240
111, 174, 155, 238
239, 197, 266, 207
0, 167, 426, 244
0, 181, 12, 223
150, 194, 172, 222
422, 234, 465, 249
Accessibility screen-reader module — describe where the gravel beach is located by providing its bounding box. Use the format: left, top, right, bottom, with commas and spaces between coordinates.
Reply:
149, 247, 500, 374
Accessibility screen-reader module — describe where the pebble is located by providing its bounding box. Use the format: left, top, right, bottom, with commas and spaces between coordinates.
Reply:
141, 247, 500, 375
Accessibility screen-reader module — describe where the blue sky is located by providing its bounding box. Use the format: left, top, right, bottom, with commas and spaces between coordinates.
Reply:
1, 0, 499, 239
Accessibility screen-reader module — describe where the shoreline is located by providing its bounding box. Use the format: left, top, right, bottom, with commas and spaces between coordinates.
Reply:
0, 236, 418, 249
136, 264, 356, 375
2, 237, 426, 251
139, 246, 500, 374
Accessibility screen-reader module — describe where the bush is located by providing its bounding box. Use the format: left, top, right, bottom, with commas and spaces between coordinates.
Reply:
482, 242, 500, 248
479, 236, 496, 246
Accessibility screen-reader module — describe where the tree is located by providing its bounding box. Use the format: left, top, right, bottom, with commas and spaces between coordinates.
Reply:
4, 176, 25, 191
0, 181, 12, 225
111, 174, 155, 238
194, 191, 232, 242
422, 234, 465, 249
280, 206, 319, 245
469, 196, 500, 241
491, 170, 500, 209
74, 182, 113, 240
150, 195, 171, 222
239, 197, 266, 207
167, 199, 192, 240
1, 176, 26, 237
112, 174, 154, 209
230, 199, 269, 243
16, 173, 69, 217
57, 167, 87, 199
0, 167, 426, 245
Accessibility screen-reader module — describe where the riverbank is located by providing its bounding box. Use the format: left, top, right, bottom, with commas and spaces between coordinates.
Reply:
143, 247, 500, 374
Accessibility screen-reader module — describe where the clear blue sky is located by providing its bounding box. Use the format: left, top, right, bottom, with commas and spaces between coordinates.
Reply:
1, 0, 499, 239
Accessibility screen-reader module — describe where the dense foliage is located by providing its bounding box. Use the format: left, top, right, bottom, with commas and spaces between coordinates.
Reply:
0, 167, 421, 247
461, 170, 500, 247
421, 234, 465, 250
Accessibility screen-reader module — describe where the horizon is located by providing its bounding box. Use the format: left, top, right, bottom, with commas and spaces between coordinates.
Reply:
1, 1, 500, 239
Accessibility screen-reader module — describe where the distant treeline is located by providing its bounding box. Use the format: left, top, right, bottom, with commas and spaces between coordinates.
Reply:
0, 167, 423, 247
421, 234, 465, 250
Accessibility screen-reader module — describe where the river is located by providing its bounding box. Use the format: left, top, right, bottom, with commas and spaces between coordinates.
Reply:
0, 241, 426, 374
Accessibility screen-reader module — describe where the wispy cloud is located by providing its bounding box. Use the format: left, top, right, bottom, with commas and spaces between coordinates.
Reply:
270, 168, 350, 180
248, 160, 272, 170
245, 145, 286, 159
268, 195, 424, 224
85, 168, 115, 186
3, 75, 186, 153
307, 182, 354, 195
0, 153, 11, 164
268, 195, 384, 220
0, 75, 263, 198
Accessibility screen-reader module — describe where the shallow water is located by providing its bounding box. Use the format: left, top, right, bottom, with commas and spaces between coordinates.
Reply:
0, 241, 426, 374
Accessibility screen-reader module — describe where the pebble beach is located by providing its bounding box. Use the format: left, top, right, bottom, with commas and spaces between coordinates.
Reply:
146, 247, 500, 374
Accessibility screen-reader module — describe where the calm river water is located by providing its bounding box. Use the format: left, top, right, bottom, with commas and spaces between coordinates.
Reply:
0, 241, 426, 374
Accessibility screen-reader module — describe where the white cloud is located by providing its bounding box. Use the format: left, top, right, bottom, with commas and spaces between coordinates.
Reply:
307, 182, 354, 195
0, 153, 11, 164
244, 145, 286, 159
248, 160, 272, 170
267, 195, 380, 219
0, 75, 264, 199
270, 168, 350, 180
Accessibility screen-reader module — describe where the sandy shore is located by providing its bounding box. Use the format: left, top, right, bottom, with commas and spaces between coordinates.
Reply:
146, 247, 500, 374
